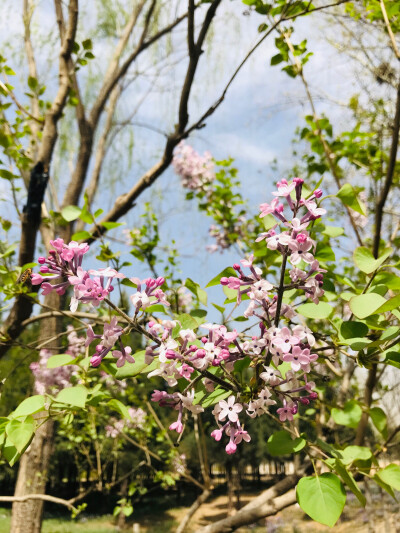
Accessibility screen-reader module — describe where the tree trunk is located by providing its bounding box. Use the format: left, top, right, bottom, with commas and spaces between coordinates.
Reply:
10, 419, 55, 533
10, 291, 62, 533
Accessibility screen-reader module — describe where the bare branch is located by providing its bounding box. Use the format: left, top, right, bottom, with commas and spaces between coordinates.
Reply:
38, 0, 78, 166
194, 475, 300, 533
379, 0, 400, 60
0, 494, 77, 512
61, 2, 189, 217
373, 76, 400, 257
86, 0, 352, 243
176, 489, 212, 533
178, 0, 221, 131
85, 84, 121, 208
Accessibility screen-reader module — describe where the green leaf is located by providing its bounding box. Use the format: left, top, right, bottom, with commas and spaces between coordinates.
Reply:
176, 313, 200, 330
82, 38, 92, 50
27, 76, 38, 90
56, 385, 87, 408
322, 226, 344, 238
185, 278, 207, 305
331, 400, 362, 428
212, 303, 225, 314
297, 302, 332, 319
369, 407, 387, 438
6, 416, 35, 453
102, 221, 123, 230
190, 309, 207, 321
11, 395, 45, 418
233, 356, 251, 373
144, 304, 165, 314
340, 321, 368, 340
107, 399, 129, 419
340, 446, 372, 465
353, 247, 392, 274
71, 230, 92, 241
349, 293, 385, 319
376, 464, 400, 491
266, 431, 306, 456
315, 243, 335, 262
334, 459, 366, 506
373, 474, 395, 498
271, 53, 284, 65
206, 267, 236, 288
261, 214, 277, 231
201, 388, 231, 408
349, 293, 400, 319
297, 473, 346, 527
2, 436, 21, 466
337, 183, 366, 215
61, 205, 82, 222
47, 354, 76, 368
385, 351, 400, 369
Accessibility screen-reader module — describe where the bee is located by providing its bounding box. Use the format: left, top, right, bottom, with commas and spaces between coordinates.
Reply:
17, 268, 33, 285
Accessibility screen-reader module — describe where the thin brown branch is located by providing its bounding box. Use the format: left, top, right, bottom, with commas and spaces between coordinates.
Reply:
85, 84, 121, 208
373, 76, 400, 257
178, 0, 222, 131
0, 80, 42, 123
0, 494, 77, 512
176, 488, 212, 533
379, 0, 400, 60
194, 474, 300, 533
61, 1, 188, 217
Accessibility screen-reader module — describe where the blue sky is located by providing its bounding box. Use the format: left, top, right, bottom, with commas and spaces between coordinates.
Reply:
0, 1, 360, 301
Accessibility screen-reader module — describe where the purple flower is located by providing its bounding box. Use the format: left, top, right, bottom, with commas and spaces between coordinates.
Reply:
112, 346, 135, 368
218, 396, 243, 423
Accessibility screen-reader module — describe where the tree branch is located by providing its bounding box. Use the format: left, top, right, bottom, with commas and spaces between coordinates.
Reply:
0, 494, 77, 512
379, 0, 400, 60
193, 474, 300, 533
61, 1, 190, 218
373, 75, 400, 258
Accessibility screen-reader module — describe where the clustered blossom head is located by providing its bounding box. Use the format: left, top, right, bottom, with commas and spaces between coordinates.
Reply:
207, 218, 246, 254
30, 327, 85, 394
33, 238, 170, 368
106, 406, 147, 437
148, 178, 326, 454
173, 141, 215, 190
32, 177, 327, 456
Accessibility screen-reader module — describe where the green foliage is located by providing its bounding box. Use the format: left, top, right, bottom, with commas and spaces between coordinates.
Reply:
297, 302, 332, 319
266, 430, 306, 456
353, 247, 392, 274
297, 473, 346, 527
331, 401, 362, 428
336, 184, 367, 215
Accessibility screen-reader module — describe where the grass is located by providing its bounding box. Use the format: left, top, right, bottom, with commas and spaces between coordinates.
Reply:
0, 506, 179, 533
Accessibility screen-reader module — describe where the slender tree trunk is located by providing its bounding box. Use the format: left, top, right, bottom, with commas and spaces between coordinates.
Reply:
11, 291, 62, 533
10, 419, 55, 533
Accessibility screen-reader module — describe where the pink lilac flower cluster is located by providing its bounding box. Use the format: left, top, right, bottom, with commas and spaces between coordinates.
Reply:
150, 178, 326, 454
172, 141, 215, 190
32, 239, 170, 368
170, 453, 187, 476
32, 178, 327, 455
207, 218, 247, 254
30, 326, 85, 394
105, 407, 147, 437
